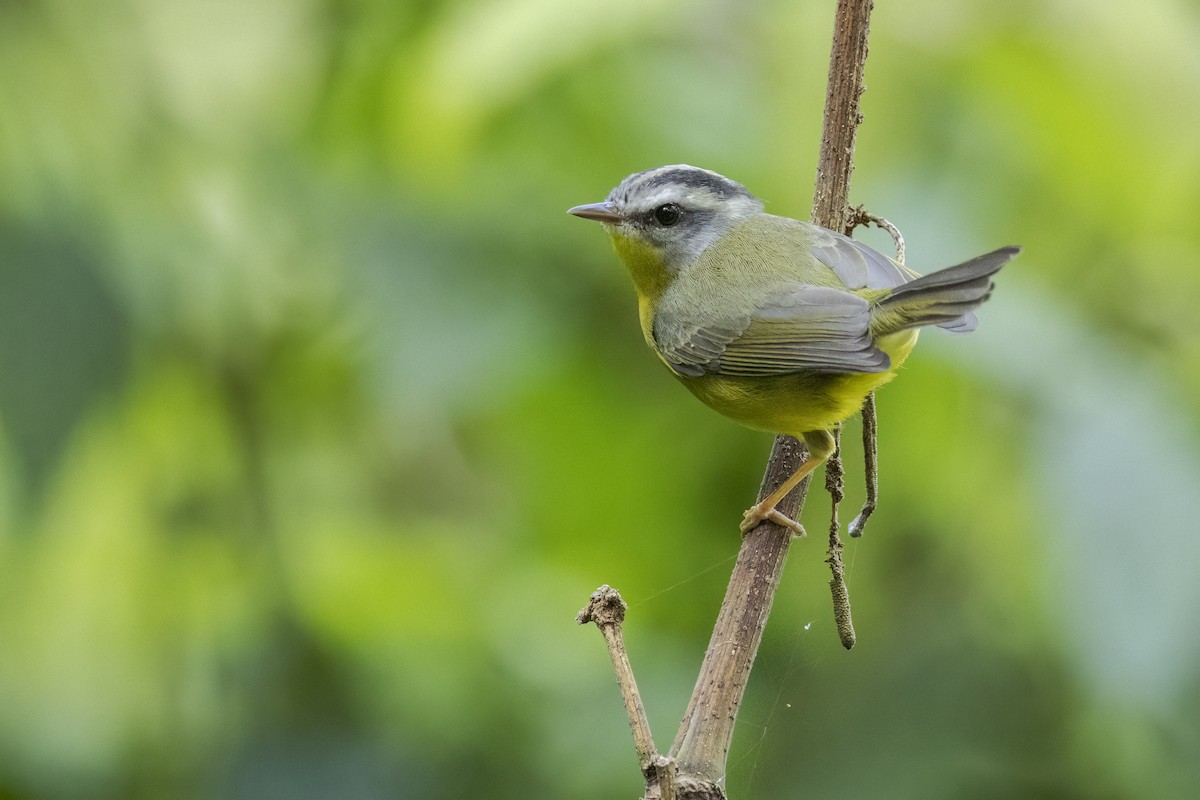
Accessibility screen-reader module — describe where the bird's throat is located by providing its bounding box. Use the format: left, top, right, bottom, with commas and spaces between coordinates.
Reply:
609, 231, 672, 305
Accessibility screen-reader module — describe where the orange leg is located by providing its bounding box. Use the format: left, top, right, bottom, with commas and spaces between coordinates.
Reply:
740, 430, 836, 536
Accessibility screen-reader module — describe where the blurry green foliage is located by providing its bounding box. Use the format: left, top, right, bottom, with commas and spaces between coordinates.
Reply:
1, 0, 1198, 798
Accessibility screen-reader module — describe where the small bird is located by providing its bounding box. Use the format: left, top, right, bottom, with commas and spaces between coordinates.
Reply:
569, 165, 1019, 536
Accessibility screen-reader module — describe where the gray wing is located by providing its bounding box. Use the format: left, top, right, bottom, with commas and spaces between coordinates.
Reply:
808, 225, 917, 289
658, 285, 891, 378
807, 224, 978, 332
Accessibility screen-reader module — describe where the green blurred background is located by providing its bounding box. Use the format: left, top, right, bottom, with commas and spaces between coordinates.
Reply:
2, 0, 1199, 797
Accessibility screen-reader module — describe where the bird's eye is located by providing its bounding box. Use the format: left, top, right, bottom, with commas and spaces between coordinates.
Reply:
653, 203, 682, 227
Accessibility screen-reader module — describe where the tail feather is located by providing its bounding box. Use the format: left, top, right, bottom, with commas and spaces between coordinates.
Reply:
869, 246, 1019, 337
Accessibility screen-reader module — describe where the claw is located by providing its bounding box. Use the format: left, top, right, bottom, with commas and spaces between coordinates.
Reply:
740, 503, 807, 537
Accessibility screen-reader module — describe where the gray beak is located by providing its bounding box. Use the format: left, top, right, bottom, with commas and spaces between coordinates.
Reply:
568, 201, 621, 223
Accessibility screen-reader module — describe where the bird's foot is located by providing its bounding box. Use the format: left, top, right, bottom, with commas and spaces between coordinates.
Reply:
740, 503, 806, 538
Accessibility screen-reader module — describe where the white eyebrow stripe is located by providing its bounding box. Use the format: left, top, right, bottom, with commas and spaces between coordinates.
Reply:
632, 188, 726, 213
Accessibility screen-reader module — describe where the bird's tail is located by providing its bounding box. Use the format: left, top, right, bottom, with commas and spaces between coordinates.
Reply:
868, 245, 1021, 337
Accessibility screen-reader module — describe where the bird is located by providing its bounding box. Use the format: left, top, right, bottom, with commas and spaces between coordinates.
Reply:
569, 164, 1019, 536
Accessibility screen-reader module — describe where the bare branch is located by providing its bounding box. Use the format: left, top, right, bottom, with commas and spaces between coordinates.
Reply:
824, 430, 856, 649
578, 586, 659, 779
847, 205, 906, 263
667, 442, 805, 784
584, 0, 876, 795
665, 0, 876, 792
812, 0, 875, 232
848, 392, 879, 538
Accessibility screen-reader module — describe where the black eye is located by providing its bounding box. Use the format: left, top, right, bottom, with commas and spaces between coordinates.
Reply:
653, 203, 682, 227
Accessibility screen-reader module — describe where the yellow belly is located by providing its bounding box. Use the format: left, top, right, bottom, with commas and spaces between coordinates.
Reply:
675, 330, 918, 436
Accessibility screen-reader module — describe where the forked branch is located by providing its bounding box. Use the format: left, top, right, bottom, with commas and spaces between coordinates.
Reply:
582, 1, 876, 797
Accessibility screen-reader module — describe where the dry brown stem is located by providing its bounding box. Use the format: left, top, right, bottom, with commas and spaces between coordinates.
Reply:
583, 1, 876, 796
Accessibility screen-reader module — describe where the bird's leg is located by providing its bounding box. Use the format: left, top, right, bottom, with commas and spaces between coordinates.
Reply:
740, 430, 837, 537
848, 393, 878, 537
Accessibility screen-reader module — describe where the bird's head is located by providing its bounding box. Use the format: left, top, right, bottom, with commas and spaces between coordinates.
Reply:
569, 165, 764, 298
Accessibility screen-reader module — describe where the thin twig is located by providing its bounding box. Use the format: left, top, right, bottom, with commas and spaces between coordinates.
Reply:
843, 204, 897, 539
847, 205, 906, 264
848, 392, 878, 537
577, 586, 658, 777
824, 429, 856, 648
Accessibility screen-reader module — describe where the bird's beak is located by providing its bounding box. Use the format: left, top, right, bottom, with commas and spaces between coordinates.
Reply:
568, 201, 621, 223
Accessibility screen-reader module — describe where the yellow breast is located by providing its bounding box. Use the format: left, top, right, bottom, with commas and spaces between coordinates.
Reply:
674, 329, 918, 436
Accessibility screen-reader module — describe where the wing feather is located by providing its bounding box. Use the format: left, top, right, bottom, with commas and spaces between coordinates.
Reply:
658, 285, 891, 378
808, 226, 918, 290
806, 222, 985, 333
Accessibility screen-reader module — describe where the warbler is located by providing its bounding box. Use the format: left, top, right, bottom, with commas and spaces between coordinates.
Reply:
569, 165, 1019, 536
